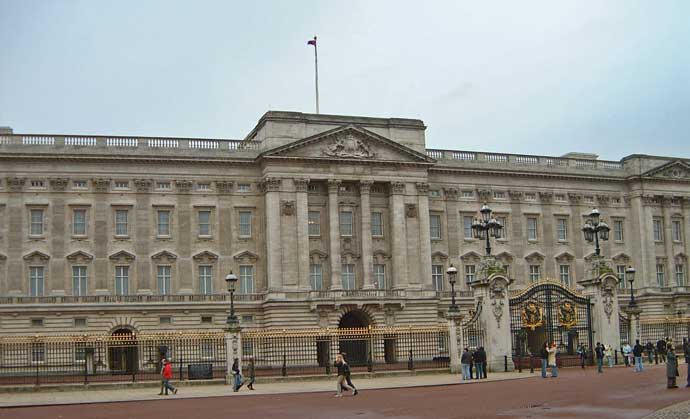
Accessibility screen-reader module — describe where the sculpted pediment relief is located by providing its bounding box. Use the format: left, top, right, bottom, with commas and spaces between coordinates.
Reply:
642, 160, 690, 181
260, 125, 434, 164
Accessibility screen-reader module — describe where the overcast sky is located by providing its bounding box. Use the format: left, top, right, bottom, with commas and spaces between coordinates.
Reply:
1, 1, 689, 160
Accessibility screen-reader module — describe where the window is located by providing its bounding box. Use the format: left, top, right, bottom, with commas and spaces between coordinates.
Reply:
341, 264, 356, 290
115, 266, 129, 295
463, 216, 474, 239
73, 180, 87, 189
115, 209, 128, 236
555, 194, 566, 202
432, 265, 444, 291
374, 264, 386, 289
239, 211, 252, 237
461, 190, 473, 199
308, 184, 319, 192
308, 211, 321, 236
616, 265, 627, 289
676, 264, 685, 286
72, 266, 88, 296
559, 265, 571, 287
237, 183, 251, 192
156, 181, 171, 190
29, 266, 44, 297
430, 190, 441, 198
201, 316, 213, 324
114, 181, 129, 189
310, 264, 323, 290
157, 210, 171, 237
31, 318, 44, 327
31, 344, 45, 363
465, 265, 476, 283
340, 211, 353, 236
157, 265, 171, 295
72, 209, 87, 236
159, 316, 172, 325
614, 220, 624, 241
556, 218, 567, 241
525, 192, 536, 201
430, 214, 441, 240
198, 210, 211, 236
493, 191, 505, 199
653, 219, 663, 241
672, 220, 682, 242
529, 265, 541, 282
527, 217, 538, 241
656, 264, 665, 287
30, 180, 45, 188
239, 265, 254, 294
74, 318, 87, 327
584, 195, 594, 204
371, 212, 383, 236
197, 183, 211, 191
241, 315, 254, 324
199, 265, 213, 295
30, 209, 44, 236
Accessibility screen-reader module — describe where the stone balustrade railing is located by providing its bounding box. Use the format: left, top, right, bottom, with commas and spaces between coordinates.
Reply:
426, 149, 624, 171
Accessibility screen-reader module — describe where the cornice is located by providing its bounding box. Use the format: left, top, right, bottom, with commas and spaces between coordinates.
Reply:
0, 152, 256, 166
428, 166, 626, 183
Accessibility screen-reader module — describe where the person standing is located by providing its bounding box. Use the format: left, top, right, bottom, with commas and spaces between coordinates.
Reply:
232, 358, 244, 392
461, 348, 472, 381
645, 341, 655, 364
540, 342, 549, 378
473, 348, 483, 380
547, 342, 558, 378
667, 345, 679, 389
657, 338, 667, 363
595, 342, 604, 373
577, 344, 587, 369
245, 356, 255, 390
341, 353, 358, 396
622, 343, 632, 367
683, 338, 690, 365
160, 359, 178, 395
633, 340, 644, 372
479, 346, 488, 379
605, 345, 614, 368
333, 353, 352, 397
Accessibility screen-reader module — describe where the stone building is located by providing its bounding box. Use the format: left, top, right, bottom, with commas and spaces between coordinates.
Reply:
0, 111, 689, 337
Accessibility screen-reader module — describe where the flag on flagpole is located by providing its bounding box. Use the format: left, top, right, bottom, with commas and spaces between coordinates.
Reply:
307, 37, 317, 46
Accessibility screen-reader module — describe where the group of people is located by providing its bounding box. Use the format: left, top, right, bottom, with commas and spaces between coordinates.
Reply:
231, 357, 256, 392
333, 352, 359, 397
460, 347, 488, 381
540, 342, 559, 378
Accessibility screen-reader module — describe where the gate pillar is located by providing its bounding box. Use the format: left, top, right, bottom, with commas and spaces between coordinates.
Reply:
225, 322, 243, 384
470, 273, 513, 372
624, 306, 643, 345
578, 272, 621, 353
447, 311, 463, 373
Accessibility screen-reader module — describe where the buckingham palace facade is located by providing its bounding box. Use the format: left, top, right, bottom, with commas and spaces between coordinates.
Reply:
0, 111, 689, 336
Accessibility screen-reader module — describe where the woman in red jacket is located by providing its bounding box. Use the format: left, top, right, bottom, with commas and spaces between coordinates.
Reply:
161, 358, 178, 395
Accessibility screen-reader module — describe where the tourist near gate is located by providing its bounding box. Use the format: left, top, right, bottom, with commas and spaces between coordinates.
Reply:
509, 280, 594, 367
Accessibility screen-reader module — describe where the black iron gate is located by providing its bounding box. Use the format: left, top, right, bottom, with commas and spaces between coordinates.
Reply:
509, 282, 593, 366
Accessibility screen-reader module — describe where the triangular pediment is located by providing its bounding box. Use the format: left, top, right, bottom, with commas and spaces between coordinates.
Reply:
260, 125, 435, 164
66, 250, 94, 262
151, 250, 177, 261
109, 250, 136, 262
642, 160, 690, 181
23, 251, 50, 262
192, 250, 219, 262
233, 250, 259, 262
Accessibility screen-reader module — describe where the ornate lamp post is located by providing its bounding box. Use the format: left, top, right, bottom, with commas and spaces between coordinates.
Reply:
225, 271, 239, 328
582, 208, 610, 256
447, 264, 459, 313
471, 204, 503, 256
626, 266, 637, 309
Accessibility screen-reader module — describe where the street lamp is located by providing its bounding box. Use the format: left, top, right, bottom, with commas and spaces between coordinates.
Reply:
447, 264, 459, 313
626, 266, 637, 308
471, 203, 503, 256
582, 208, 610, 256
225, 271, 239, 328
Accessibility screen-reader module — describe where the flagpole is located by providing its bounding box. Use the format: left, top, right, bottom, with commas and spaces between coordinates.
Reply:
313, 36, 320, 114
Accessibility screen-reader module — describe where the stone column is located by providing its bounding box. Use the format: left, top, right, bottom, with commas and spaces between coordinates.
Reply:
224, 322, 243, 384
294, 179, 311, 290
447, 311, 463, 373
682, 198, 690, 283
625, 306, 643, 345
327, 179, 342, 290
579, 271, 621, 351
444, 188, 460, 265
390, 182, 408, 289
631, 195, 654, 288
662, 197, 674, 286
416, 183, 433, 290
5, 177, 24, 295
360, 181, 374, 289
263, 177, 283, 292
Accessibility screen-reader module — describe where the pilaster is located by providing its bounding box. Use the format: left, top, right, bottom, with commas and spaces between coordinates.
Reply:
470, 272, 514, 371
390, 182, 408, 289
294, 178, 311, 290
263, 177, 283, 291
416, 183, 433, 290
327, 179, 342, 290
360, 181, 374, 289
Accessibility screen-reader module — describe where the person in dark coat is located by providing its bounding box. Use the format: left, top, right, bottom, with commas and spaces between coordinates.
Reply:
232, 358, 244, 392
577, 344, 587, 369
540, 342, 549, 378
340, 353, 358, 396
595, 342, 604, 373
333, 353, 352, 397
460, 348, 472, 381
645, 341, 655, 364
657, 339, 668, 363
479, 347, 488, 379
472, 348, 483, 380
633, 340, 644, 372
244, 356, 255, 390
667, 345, 678, 389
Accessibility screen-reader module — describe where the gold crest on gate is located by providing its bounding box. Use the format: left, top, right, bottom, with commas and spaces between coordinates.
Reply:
521, 301, 543, 330
558, 301, 577, 329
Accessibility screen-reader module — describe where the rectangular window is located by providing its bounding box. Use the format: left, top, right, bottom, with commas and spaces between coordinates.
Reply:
465, 265, 476, 283
30, 209, 44, 236
157, 265, 171, 295
340, 211, 353, 236
308, 211, 321, 236
114, 181, 129, 189
239, 265, 254, 294
672, 220, 682, 242
159, 316, 172, 325
72, 266, 88, 296
497, 216, 507, 239
157, 210, 171, 237
493, 191, 505, 199
30, 180, 45, 188
374, 264, 386, 289
201, 316, 213, 325
74, 343, 87, 362
461, 190, 473, 199
656, 264, 665, 287
529, 265, 541, 282
31, 318, 44, 327
239, 211, 252, 237
527, 217, 538, 241
72, 209, 87, 236
616, 265, 627, 289
74, 318, 87, 327
614, 220, 624, 242
196, 183, 211, 191
310, 264, 323, 290
432, 265, 444, 291
371, 212, 383, 236
525, 192, 537, 201
115, 266, 129, 295
199, 265, 213, 295
198, 210, 211, 236
430, 190, 441, 198
676, 264, 685, 286
114, 209, 128, 236
341, 264, 356, 290
73, 180, 87, 189
430, 214, 442, 240
556, 218, 567, 241
653, 219, 663, 241
31, 343, 45, 363
463, 216, 474, 239
156, 181, 171, 190
559, 265, 571, 287
29, 266, 44, 297
237, 183, 251, 192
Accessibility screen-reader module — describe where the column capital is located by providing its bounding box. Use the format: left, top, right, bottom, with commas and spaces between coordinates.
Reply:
327, 179, 342, 193
359, 180, 374, 194
261, 177, 282, 193
390, 181, 406, 195
415, 182, 429, 196
294, 178, 310, 193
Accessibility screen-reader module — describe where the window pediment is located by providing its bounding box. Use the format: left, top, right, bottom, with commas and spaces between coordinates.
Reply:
611, 252, 631, 263
23, 251, 50, 262
431, 251, 448, 262
151, 250, 178, 262
460, 250, 482, 262
524, 251, 545, 263
109, 250, 136, 262
309, 249, 328, 261
66, 250, 94, 263
233, 250, 259, 263
192, 250, 219, 262
554, 251, 575, 262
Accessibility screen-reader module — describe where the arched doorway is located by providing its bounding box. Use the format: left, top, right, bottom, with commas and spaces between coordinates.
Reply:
338, 310, 370, 366
109, 328, 138, 373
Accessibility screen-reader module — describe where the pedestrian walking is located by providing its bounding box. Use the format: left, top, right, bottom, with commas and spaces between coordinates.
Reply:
657, 338, 667, 363
666, 345, 679, 389
547, 342, 558, 378
633, 339, 644, 372
334, 353, 352, 397
340, 353, 358, 396
595, 342, 604, 373
577, 344, 587, 369
622, 343, 632, 367
244, 356, 255, 390
232, 358, 244, 392
461, 347, 472, 381
645, 341, 654, 364
479, 346, 488, 379
473, 348, 483, 380
540, 342, 549, 378
605, 345, 614, 368
160, 358, 178, 395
